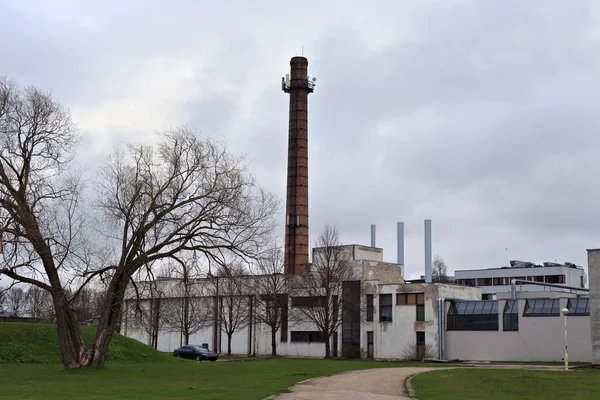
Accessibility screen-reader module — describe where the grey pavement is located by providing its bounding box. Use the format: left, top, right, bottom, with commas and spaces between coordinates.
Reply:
271, 367, 441, 399
270, 363, 566, 399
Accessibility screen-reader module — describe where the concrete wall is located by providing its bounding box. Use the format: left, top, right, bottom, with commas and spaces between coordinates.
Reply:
587, 249, 600, 365
445, 298, 592, 362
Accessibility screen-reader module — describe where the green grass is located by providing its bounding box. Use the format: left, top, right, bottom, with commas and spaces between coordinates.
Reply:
0, 322, 173, 364
412, 368, 600, 400
1, 358, 426, 399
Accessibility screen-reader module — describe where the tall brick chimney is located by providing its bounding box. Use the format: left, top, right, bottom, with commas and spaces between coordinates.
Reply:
282, 56, 314, 275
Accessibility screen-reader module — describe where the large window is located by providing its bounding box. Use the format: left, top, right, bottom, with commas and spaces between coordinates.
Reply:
291, 331, 325, 342
379, 294, 392, 322
291, 296, 326, 308
416, 332, 425, 361
567, 298, 590, 316
503, 300, 519, 331
366, 294, 374, 322
523, 299, 560, 316
397, 293, 425, 321
447, 301, 499, 331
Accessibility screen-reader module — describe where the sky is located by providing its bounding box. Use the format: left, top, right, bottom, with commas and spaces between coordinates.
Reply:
1, 0, 599, 279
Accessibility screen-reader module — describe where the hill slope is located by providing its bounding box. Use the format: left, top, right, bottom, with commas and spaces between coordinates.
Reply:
0, 322, 173, 364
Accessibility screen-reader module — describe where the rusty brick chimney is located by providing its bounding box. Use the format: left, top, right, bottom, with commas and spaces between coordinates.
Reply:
282, 56, 314, 275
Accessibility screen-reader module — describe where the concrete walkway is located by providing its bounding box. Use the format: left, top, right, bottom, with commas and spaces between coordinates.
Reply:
270, 364, 566, 399
271, 367, 441, 399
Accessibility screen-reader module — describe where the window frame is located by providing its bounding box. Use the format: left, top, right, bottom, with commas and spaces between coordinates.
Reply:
379, 294, 393, 322
523, 299, 560, 317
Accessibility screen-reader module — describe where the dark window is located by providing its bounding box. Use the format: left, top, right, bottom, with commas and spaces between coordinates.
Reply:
523, 299, 560, 316
367, 331, 374, 359
291, 331, 325, 342
503, 300, 519, 331
567, 298, 590, 316
416, 304, 425, 321
291, 296, 326, 308
416, 332, 425, 361
379, 294, 392, 322
545, 275, 565, 284
534, 276, 545, 283
492, 277, 505, 286
481, 294, 493, 300
447, 301, 499, 331
366, 294, 374, 322
280, 295, 288, 341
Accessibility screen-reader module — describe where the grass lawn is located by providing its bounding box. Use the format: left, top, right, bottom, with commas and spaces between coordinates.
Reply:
0, 358, 428, 399
412, 368, 600, 400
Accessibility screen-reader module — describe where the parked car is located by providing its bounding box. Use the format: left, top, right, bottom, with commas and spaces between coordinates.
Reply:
173, 345, 218, 361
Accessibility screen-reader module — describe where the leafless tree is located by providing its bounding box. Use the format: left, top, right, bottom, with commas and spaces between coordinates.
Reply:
0, 77, 88, 368
250, 246, 288, 356
0, 286, 5, 311
91, 126, 277, 366
5, 286, 27, 317
160, 259, 214, 346
26, 285, 55, 322
432, 255, 449, 283
217, 263, 250, 355
291, 225, 359, 358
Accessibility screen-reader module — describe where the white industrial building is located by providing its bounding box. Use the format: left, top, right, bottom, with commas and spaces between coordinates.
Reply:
455, 260, 587, 300
120, 223, 596, 363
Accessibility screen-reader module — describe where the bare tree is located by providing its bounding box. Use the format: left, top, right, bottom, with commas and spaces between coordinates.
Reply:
5, 286, 27, 317
26, 285, 55, 322
0, 78, 90, 368
432, 255, 449, 283
217, 263, 250, 355
91, 127, 277, 366
251, 247, 288, 356
0, 78, 277, 369
291, 225, 358, 358
0, 286, 5, 311
161, 259, 214, 346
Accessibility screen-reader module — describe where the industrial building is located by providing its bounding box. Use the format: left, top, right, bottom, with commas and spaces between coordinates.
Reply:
120, 55, 597, 364
455, 260, 587, 300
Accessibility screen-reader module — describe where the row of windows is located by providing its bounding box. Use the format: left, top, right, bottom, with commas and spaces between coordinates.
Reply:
456, 275, 566, 287
366, 293, 426, 323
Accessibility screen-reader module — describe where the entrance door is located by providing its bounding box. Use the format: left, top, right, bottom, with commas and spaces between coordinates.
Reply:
367, 331, 374, 359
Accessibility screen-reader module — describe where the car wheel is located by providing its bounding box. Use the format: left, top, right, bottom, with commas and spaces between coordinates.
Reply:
195, 355, 201, 361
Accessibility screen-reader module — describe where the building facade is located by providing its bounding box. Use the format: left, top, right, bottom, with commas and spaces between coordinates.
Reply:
455, 261, 586, 300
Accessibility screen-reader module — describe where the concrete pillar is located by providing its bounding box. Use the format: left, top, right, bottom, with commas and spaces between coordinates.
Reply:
587, 248, 600, 366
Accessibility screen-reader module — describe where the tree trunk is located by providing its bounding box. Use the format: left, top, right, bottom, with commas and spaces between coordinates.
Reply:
271, 328, 277, 357
52, 292, 85, 369
227, 333, 232, 355
324, 334, 331, 359
184, 332, 189, 345
90, 276, 129, 368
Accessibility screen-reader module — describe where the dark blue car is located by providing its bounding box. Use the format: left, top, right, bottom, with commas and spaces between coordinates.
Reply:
173, 345, 218, 361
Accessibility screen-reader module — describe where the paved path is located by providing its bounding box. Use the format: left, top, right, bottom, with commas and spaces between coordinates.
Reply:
270, 364, 566, 399
271, 367, 441, 399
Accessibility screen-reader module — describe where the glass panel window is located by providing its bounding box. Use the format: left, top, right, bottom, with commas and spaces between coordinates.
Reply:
366, 294, 374, 322
523, 299, 560, 317
447, 301, 499, 331
407, 294, 417, 305
379, 294, 392, 322
416, 305, 425, 321
567, 298, 590, 316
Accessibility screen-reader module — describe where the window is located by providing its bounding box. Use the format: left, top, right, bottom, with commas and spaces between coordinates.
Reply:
567, 298, 590, 316
367, 331, 374, 359
459, 279, 476, 287
493, 277, 506, 286
523, 299, 560, 316
366, 294, 374, 322
447, 301, 499, 331
397, 293, 425, 321
503, 300, 519, 331
416, 332, 426, 361
481, 294, 493, 300
534, 276, 545, 283
379, 294, 392, 322
291, 296, 326, 308
291, 331, 325, 342
545, 275, 565, 284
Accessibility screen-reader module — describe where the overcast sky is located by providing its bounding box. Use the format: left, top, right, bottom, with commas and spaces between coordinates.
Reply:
1, 0, 599, 279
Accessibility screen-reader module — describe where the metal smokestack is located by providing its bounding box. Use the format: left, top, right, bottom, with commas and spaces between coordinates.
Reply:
425, 219, 432, 283
370, 224, 376, 247
397, 222, 404, 265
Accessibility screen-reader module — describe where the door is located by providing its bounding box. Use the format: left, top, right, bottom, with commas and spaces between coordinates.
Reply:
367, 331, 374, 359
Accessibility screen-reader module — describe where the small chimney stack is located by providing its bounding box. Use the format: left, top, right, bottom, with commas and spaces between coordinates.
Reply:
424, 219, 432, 283
370, 224, 376, 247
397, 222, 404, 265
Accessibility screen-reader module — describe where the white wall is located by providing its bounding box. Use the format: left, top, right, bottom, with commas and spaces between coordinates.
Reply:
445, 298, 592, 362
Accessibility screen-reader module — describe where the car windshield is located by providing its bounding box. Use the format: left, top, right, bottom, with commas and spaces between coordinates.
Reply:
191, 346, 206, 352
